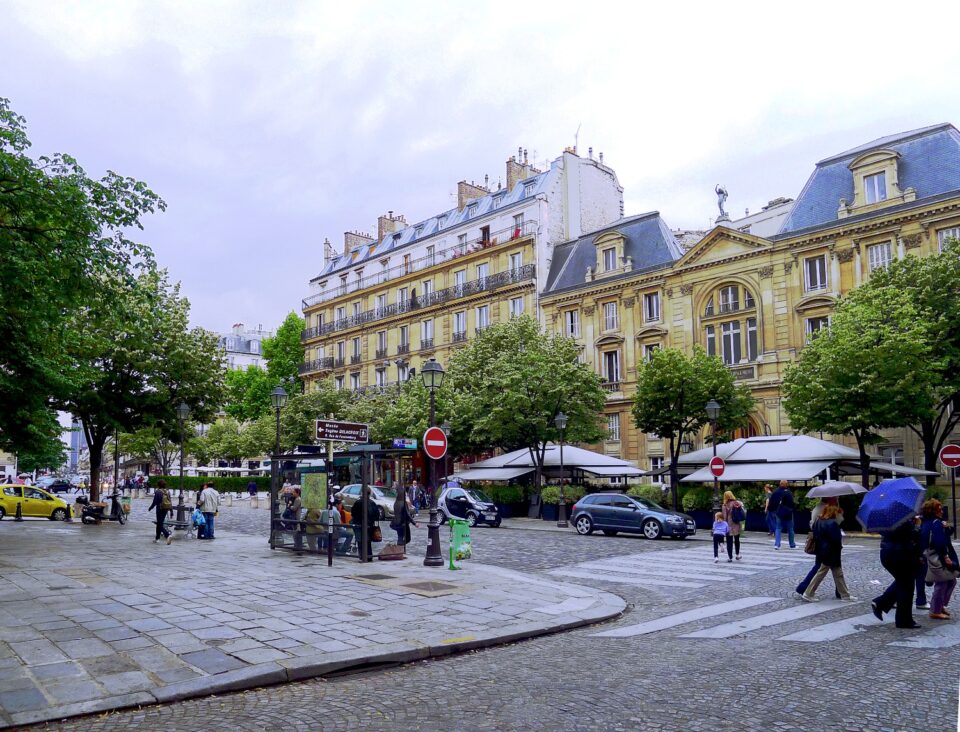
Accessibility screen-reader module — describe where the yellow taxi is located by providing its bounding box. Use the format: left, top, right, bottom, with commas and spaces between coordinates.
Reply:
0, 484, 71, 521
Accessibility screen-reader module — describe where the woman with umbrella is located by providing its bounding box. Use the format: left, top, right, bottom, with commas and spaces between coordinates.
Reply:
800, 504, 857, 602
863, 478, 926, 629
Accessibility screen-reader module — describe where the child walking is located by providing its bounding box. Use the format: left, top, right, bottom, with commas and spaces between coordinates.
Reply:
713, 511, 732, 563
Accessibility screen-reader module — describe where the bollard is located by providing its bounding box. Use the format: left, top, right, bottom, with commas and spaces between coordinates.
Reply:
251, 496, 259, 509
226, 493, 233, 507
15, 502, 23, 522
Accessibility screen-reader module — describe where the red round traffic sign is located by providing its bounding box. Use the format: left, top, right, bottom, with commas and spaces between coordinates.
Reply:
423, 426, 448, 460
939, 444, 960, 469
709, 456, 726, 477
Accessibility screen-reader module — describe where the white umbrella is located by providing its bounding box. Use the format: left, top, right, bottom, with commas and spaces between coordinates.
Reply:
807, 480, 868, 498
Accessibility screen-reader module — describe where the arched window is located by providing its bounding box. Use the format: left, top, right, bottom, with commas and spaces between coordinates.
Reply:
702, 283, 759, 365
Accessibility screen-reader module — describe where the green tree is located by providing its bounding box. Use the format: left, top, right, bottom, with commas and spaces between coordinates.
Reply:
631, 346, 755, 510
120, 425, 199, 476
857, 240, 960, 483
60, 270, 225, 500
203, 417, 257, 464
0, 98, 163, 458
223, 366, 273, 421
263, 312, 305, 392
783, 284, 932, 487
446, 315, 606, 492
16, 433, 67, 474
250, 381, 350, 455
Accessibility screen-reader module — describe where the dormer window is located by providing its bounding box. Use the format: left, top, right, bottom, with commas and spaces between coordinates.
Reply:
414, 225, 424, 237
603, 248, 617, 272
864, 172, 887, 204
523, 181, 536, 198
467, 203, 478, 218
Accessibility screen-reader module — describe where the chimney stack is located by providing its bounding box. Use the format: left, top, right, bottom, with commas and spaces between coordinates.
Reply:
377, 212, 405, 240
323, 237, 336, 264
457, 180, 489, 211
344, 230, 375, 256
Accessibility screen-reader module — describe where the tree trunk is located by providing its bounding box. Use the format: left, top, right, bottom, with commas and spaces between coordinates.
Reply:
855, 432, 871, 489
85, 431, 108, 503
668, 436, 680, 511
920, 419, 938, 488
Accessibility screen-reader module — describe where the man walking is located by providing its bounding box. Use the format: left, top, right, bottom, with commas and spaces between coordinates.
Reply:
769, 479, 796, 549
148, 479, 174, 545
198, 482, 221, 540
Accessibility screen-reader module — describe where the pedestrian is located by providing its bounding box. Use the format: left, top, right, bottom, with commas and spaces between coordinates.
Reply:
148, 479, 174, 545
721, 490, 745, 561
769, 479, 796, 549
920, 499, 959, 621
391, 492, 419, 556
350, 486, 380, 562
801, 504, 856, 602
282, 487, 302, 530
247, 480, 257, 498
198, 481, 221, 540
762, 484, 776, 536
304, 506, 324, 553
796, 498, 842, 599
712, 511, 732, 563
334, 496, 353, 554
871, 517, 923, 629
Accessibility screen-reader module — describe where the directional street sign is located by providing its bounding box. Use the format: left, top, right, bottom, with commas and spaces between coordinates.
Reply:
709, 456, 726, 477
939, 444, 960, 469
315, 420, 369, 444
423, 426, 448, 460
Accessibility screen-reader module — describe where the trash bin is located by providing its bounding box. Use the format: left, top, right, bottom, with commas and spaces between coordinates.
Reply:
121, 496, 131, 514
448, 518, 472, 569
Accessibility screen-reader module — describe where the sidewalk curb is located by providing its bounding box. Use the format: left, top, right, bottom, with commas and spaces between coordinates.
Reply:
11, 578, 625, 729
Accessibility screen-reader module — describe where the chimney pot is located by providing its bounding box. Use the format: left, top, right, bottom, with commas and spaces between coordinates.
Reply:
588, 147, 593, 160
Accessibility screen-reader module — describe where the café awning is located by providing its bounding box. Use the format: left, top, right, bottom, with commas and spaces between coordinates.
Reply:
682, 460, 833, 483
453, 467, 534, 482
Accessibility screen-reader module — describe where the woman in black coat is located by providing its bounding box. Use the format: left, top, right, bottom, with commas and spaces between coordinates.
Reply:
350, 487, 380, 562
148, 480, 172, 544
872, 518, 923, 628
801, 505, 855, 601
391, 492, 419, 556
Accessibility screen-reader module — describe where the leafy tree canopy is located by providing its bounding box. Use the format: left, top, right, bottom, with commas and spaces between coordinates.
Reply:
223, 366, 273, 422
263, 312, 305, 393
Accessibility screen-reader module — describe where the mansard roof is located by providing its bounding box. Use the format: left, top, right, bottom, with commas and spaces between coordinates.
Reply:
776, 123, 960, 236
543, 212, 682, 295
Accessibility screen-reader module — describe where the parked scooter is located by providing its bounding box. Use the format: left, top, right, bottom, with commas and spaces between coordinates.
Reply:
75, 493, 126, 525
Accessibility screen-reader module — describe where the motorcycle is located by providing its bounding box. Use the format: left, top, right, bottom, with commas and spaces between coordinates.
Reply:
76, 493, 126, 525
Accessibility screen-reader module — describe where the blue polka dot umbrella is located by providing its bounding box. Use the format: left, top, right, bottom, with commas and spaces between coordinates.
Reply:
856, 477, 926, 533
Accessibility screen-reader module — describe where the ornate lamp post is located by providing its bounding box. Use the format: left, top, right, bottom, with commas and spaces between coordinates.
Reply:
175, 402, 190, 523
705, 399, 721, 512
269, 386, 288, 549
421, 358, 446, 567
554, 411, 568, 528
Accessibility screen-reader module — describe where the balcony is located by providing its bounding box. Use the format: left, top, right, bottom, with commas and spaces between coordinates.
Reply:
375, 348, 388, 359
301, 263, 536, 340
397, 343, 410, 355
299, 356, 334, 375
452, 331, 467, 343
475, 325, 490, 335
301, 220, 538, 311
334, 358, 345, 368
601, 381, 621, 393
350, 354, 362, 365
420, 338, 434, 350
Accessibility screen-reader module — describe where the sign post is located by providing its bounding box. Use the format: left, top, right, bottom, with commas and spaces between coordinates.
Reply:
938, 444, 960, 524
709, 456, 725, 516
423, 426, 448, 461
709, 456, 726, 477
315, 420, 369, 444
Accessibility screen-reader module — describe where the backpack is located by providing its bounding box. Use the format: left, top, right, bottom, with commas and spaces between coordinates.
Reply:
160, 490, 172, 512
731, 502, 746, 524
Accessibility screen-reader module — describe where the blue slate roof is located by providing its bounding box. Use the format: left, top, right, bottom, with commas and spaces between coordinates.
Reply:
543, 212, 682, 294
313, 171, 550, 280
777, 123, 960, 235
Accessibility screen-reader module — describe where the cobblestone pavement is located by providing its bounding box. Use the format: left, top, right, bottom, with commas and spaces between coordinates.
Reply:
17, 500, 960, 731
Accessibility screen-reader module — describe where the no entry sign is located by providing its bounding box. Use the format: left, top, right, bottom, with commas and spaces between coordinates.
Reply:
423, 426, 448, 460
709, 456, 726, 477
939, 444, 960, 469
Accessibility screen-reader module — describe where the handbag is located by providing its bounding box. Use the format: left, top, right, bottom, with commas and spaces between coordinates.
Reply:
804, 520, 818, 555
371, 525, 382, 542
924, 548, 960, 583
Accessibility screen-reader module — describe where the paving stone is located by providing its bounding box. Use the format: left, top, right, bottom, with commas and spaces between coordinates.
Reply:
227, 647, 290, 664
56, 638, 115, 660
10, 639, 68, 665
0, 686, 47, 713
109, 636, 156, 652
178, 648, 247, 674
126, 617, 172, 633
30, 661, 85, 681
41, 679, 102, 705
97, 671, 152, 695
80, 654, 139, 676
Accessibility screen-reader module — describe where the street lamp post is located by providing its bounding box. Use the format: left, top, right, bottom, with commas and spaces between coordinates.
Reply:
554, 412, 568, 528
269, 386, 288, 550
421, 358, 446, 567
705, 399, 721, 512
175, 402, 190, 523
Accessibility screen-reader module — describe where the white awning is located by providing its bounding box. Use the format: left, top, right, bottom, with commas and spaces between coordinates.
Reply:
581, 466, 647, 477
837, 461, 938, 477
681, 460, 833, 483
454, 467, 534, 481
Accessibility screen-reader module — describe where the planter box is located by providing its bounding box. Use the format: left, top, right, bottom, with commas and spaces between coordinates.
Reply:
687, 509, 713, 530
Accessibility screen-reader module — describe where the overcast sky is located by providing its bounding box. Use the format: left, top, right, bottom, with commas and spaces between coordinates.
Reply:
5, 0, 960, 333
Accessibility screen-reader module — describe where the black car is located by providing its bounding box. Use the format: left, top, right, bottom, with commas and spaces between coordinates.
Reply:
45, 480, 76, 494
570, 493, 696, 540
437, 486, 501, 527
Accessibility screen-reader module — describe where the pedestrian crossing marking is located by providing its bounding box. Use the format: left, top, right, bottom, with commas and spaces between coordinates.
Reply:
679, 599, 846, 638
556, 569, 705, 588
582, 558, 755, 577
592, 597, 780, 638
888, 622, 960, 648
564, 562, 734, 583
777, 613, 882, 642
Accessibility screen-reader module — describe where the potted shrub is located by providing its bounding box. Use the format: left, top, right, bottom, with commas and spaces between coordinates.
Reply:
681, 486, 714, 530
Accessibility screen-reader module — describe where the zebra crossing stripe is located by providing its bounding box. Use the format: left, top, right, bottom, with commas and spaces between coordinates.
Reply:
553, 569, 705, 588
680, 599, 846, 638
582, 558, 756, 577
777, 613, 883, 642
570, 562, 735, 582
888, 622, 960, 649
592, 597, 780, 638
